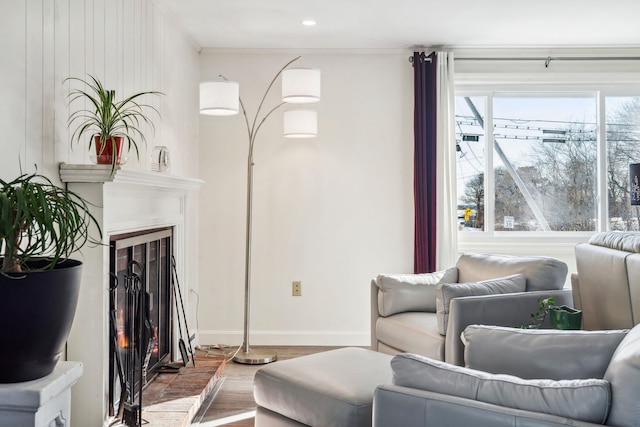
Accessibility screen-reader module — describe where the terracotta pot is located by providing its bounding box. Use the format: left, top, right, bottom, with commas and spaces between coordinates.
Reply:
0, 259, 82, 382
95, 135, 124, 165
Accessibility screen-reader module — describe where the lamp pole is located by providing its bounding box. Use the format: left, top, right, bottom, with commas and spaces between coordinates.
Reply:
201, 56, 318, 364
232, 57, 301, 364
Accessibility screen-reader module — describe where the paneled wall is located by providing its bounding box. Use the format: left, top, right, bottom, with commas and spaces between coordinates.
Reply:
1, 1, 201, 423
0, 0, 200, 182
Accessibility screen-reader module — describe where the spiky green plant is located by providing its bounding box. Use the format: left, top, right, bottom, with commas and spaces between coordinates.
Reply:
66, 75, 162, 171
0, 172, 101, 274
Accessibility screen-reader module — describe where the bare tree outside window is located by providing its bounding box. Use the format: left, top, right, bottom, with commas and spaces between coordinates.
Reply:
606, 97, 640, 231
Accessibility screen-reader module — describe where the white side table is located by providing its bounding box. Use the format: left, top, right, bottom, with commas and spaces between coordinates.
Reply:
0, 362, 83, 427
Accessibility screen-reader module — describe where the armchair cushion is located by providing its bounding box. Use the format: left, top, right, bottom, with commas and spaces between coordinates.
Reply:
462, 325, 628, 380
376, 268, 458, 316
435, 274, 526, 335
391, 353, 611, 424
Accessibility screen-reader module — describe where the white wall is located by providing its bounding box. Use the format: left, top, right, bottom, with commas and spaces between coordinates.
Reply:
0, 0, 200, 183
198, 51, 415, 346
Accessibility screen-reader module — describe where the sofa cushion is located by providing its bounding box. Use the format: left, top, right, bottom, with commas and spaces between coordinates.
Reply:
376, 268, 458, 316
455, 253, 567, 291
376, 312, 444, 360
435, 275, 526, 335
392, 353, 611, 424
603, 324, 640, 427
462, 325, 628, 380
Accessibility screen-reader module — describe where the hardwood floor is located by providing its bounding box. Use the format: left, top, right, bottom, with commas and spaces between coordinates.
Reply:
191, 346, 342, 427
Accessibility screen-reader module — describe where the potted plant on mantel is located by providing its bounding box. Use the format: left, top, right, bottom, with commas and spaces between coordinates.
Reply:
66, 75, 162, 172
0, 171, 101, 382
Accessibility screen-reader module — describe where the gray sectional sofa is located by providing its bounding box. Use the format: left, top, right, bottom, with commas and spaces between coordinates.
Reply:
373, 324, 640, 427
371, 253, 573, 365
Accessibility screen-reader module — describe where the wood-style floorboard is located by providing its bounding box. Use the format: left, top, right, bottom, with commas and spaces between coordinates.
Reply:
192, 346, 342, 427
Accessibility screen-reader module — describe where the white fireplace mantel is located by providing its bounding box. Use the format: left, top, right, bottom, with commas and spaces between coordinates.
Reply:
59, 163, 204, 190
59, 163, 203, 426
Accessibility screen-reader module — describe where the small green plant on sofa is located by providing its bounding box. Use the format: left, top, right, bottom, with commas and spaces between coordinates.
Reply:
526, 297, 557, 329
526, 297, 582, 330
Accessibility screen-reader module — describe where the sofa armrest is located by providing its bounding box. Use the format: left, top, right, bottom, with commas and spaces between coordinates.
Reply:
463, 325, 628, 380
444, 289, 573, 365
571, 273, 582, 310
371, 280, 380, 351
373, 385, 603, 427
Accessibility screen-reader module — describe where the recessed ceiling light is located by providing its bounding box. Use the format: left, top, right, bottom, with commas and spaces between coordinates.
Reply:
301, 20, 316, 26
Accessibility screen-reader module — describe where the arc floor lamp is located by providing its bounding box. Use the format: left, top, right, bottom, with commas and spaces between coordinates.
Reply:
200, 57, 321, 364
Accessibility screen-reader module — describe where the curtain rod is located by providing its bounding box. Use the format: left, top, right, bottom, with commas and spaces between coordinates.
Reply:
454, 56, 640, 68
408, 53, 433, 64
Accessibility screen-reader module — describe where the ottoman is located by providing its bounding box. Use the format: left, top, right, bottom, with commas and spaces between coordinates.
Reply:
253, 347, 393, 427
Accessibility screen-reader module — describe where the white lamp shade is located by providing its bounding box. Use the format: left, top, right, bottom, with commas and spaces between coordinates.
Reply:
200, 81, 239, 116
284, 109, 317, 138
282, 68, 321, 104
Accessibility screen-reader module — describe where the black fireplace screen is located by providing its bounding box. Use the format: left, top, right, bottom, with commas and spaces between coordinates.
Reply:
108, 227, 173, 424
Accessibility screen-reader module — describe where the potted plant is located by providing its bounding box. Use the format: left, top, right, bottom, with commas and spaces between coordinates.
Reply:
0, 171, 101, 382
527, 297, 582, 330
66, 75, 162, 171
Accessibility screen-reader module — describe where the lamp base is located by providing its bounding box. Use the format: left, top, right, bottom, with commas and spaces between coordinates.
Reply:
233, 348, 277, 365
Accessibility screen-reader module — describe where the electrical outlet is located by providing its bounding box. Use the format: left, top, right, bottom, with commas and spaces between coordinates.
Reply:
292, 281, 302, 296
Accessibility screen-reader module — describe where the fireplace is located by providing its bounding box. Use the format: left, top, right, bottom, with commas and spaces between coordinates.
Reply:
59, 163, 204, 426
108, 227, 173, 423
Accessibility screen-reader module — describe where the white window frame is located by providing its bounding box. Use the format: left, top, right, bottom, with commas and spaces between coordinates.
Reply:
454, 66, 640, 255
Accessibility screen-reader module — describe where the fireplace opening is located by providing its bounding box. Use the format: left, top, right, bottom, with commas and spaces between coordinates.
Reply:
108, 227, 173, 424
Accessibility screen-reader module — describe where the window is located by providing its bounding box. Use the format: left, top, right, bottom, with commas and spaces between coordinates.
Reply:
456, 93, 640, 233
606, 96, 640, 231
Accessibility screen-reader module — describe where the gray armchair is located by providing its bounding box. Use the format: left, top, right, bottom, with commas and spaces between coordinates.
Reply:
371, 253, 572, 365
572, 231, 640, 330
373, 324, 640, 427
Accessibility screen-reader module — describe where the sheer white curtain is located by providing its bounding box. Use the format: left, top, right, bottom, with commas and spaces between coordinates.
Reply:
435, 51, 458, 269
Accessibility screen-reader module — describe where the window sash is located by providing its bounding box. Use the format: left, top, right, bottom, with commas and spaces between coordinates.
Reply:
455, 87, 640, 239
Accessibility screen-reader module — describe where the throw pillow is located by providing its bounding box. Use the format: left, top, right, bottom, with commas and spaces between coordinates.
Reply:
435, 274, 526, 335
392, 353, 611, 424
376, 268, 458, 317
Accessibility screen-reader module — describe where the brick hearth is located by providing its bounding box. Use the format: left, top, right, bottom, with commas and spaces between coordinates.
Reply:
138, 356, 225, 427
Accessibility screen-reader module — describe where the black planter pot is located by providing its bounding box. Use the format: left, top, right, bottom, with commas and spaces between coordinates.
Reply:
0, 258, 82, 383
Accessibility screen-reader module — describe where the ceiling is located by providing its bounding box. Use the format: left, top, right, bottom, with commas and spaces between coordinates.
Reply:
153, 0, 640, 50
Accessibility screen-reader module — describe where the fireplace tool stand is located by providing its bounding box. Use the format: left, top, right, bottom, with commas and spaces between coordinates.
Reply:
110, 261, 153, 427
109, 275, 130, 424
171, 255, 195, 367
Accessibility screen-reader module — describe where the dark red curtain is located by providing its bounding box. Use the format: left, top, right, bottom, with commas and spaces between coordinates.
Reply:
413, 51, 437, 274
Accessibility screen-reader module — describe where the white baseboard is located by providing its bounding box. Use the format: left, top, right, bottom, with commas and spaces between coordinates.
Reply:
196, 330, 370, 347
